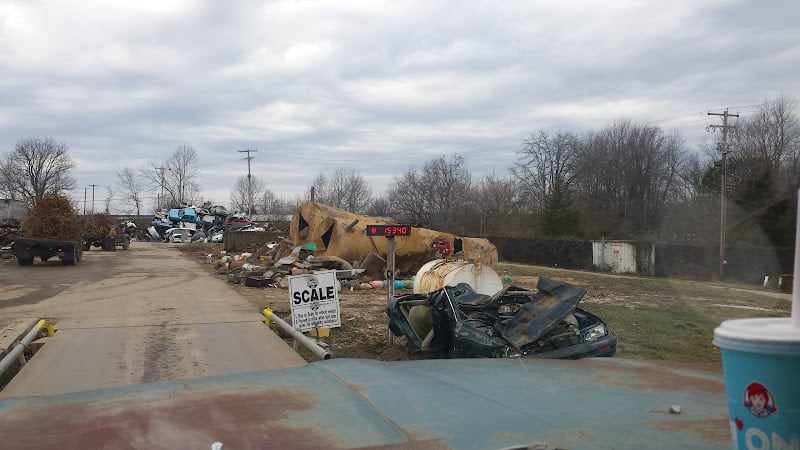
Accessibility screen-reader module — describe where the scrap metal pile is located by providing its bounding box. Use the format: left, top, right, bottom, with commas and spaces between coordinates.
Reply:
148, 203, 266, 242
387, 277, 617, 359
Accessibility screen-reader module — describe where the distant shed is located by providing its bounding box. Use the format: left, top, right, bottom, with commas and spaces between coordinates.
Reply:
592, 240, 655, 276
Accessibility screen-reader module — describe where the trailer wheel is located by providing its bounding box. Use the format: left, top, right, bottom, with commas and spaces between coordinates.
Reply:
18, 258, 33, 266
62, 254, 76, 265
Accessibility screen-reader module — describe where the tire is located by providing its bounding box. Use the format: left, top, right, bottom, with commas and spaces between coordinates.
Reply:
83, 243, 91, 251
62, 253, 76, 265
18, 258, 33, 266
122, 241, 129, 250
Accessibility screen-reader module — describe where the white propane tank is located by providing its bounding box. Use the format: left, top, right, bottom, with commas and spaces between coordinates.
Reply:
413, 259, 503, 296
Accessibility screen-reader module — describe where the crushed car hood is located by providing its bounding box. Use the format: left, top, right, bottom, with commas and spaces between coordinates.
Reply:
493, 277, 585, 348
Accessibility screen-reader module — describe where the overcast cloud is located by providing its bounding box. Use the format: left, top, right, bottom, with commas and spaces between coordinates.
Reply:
1, 0, 798, 213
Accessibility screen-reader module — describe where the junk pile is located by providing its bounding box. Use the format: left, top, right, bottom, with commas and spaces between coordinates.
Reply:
148, 203, 253, 242
387, 277, 618, 359
208, 239, 418, 292
204, 202, 504, 294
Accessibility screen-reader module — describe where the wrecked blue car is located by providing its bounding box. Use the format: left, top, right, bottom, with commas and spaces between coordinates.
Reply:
387, 277, 617, 359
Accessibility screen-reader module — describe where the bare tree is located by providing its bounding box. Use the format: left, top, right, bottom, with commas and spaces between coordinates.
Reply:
467, 172, 520, 236
0, 138, 76, 206
389, 154, 472, 231
731, 95, 800, 192
140, 144, 201, 208
103, 187, 114, 214
116, 167, 146, 215
365, 195, 393, 217
165, 144, 200, 205
258, 189, 292, 222
511, 130, 580, 213
230, 175, 266, 214
574, 120, 687, 238
310, 168, 372, 213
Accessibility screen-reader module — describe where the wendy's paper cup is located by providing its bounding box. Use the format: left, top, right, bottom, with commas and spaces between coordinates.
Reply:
713, 318, 800, 449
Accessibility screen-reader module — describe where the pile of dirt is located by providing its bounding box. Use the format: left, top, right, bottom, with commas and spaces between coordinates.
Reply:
20, 194, 81, 240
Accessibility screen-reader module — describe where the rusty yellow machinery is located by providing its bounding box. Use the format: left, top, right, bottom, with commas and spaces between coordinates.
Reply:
289, 202, 498, 273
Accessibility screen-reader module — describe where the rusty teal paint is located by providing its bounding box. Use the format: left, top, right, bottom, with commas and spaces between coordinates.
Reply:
0, 358, 729, 449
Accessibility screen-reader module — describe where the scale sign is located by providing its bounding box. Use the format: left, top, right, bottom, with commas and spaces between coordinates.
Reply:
288, 270, 341, 332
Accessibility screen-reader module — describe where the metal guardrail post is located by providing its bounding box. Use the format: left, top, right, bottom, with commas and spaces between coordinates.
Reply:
0, 319, 50, 377
262, 308, 332, 360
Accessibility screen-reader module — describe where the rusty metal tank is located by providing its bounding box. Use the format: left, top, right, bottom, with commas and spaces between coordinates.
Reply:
413, 259, 503, 296
290, 202, 498, 273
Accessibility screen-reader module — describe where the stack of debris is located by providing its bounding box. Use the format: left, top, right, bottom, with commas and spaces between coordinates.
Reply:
207, 240, 416, 291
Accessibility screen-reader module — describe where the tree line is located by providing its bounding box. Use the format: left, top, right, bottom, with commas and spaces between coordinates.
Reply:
2, 95, 797, 251
277, 95, 797, 251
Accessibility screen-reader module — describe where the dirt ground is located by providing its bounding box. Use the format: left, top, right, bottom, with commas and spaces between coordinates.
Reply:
181, 244, 431, 361
181, 245, 547, 361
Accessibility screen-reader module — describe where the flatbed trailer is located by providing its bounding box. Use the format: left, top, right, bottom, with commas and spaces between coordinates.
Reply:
10, 238, 83, 265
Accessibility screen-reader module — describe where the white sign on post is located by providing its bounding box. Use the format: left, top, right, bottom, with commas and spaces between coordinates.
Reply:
288, 270, 341, 332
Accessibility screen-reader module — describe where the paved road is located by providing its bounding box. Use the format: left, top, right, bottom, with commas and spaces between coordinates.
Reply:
0, 242, 305, 397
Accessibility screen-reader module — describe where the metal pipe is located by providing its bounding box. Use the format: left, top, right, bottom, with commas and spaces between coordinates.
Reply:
0, 319, 46, 376
262, 308, 332, 360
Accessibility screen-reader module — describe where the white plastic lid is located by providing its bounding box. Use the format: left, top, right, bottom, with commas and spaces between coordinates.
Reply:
714, 318, 800, 343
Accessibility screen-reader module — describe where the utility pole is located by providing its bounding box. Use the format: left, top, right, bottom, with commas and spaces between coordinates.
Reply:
238, 149, 258, 217
708, 109, 739, 281
88, 184, 99, 214
83, 187, 87, 215
155, 167, 169, 210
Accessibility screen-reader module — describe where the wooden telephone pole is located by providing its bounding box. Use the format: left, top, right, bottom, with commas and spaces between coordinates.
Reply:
238, 149, 258, 217
708, 109, 739, 280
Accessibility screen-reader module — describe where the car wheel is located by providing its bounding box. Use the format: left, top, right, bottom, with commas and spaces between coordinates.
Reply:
18, 258, 34, 266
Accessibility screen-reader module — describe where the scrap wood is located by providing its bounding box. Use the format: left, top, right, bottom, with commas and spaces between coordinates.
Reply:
20, 194, 81, 240
81, 213, 115, 237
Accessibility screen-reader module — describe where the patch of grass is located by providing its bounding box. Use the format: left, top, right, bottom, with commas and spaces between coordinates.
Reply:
584, 303, 723, 362
499, 262, 791, 364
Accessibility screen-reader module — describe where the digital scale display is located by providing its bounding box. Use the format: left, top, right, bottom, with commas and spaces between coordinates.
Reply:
366, 224, 412, 237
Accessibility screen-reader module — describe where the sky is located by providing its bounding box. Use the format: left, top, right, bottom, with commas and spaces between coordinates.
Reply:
1, 0, 798, 214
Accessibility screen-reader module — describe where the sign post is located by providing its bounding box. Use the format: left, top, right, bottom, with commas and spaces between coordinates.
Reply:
366, 224, 412, 345
288, 270, 341, 337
